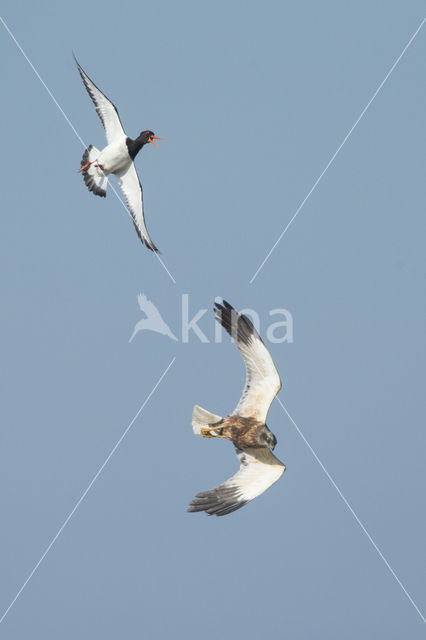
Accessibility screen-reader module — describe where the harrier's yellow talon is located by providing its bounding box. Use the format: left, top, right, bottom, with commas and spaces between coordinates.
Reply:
201, 428, 214, 438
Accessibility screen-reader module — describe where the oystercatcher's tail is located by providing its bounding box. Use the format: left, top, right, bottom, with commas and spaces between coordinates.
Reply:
80, 145, 108, 197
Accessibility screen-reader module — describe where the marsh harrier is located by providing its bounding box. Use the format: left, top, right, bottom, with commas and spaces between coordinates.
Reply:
188, 300, 285, 516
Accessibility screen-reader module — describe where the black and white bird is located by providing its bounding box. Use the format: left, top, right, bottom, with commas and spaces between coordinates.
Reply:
75, 57, 162, 251
188, 300, 285, 516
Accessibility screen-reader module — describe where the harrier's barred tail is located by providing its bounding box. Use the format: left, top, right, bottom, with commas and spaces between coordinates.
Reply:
192, 405, 223, 435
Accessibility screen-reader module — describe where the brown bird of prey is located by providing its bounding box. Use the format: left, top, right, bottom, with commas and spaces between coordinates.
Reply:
188, 300, 285, 516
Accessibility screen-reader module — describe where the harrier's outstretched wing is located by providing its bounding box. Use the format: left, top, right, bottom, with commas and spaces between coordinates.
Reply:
75, 56, 125, 144
214, 300, 281, 423
188, 447, 285, 516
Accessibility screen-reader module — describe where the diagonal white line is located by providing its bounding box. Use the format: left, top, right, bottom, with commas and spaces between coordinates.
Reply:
0, 15, 86, 146
0, 357, 176, 626
276, 396, 426, 624
0, 14, 176, 284
249, 17, 426, 284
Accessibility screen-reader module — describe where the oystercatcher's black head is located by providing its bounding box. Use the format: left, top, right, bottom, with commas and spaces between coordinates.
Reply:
127, 131, 163, 160
139, 130, 163, 147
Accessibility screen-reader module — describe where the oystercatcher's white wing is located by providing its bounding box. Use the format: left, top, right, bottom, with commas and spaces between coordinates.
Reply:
188, 447, 285, 516
75, 58, 125, 144
116, 163, 157, 251
214, 301, 281, 423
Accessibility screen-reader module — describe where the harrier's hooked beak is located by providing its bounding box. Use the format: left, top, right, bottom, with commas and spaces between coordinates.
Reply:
148, 135, 163, 147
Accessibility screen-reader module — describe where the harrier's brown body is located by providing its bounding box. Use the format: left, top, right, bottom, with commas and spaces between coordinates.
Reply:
202, 416, 276, 451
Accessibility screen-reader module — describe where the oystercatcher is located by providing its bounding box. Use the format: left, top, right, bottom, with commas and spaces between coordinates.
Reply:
75, 57, 162, 251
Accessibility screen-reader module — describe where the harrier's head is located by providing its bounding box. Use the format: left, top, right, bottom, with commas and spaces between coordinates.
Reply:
260, 426, 277, 450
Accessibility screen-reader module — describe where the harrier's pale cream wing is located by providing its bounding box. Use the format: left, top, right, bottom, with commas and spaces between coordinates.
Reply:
188, 447, 285, 516
214, 301, 281, 423
75, 57, 126, 144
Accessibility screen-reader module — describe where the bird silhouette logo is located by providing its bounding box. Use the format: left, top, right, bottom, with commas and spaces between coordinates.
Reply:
129, 294, 178, 342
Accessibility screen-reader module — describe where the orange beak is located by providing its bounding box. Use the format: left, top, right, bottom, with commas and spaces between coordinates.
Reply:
149, 135, 163, 147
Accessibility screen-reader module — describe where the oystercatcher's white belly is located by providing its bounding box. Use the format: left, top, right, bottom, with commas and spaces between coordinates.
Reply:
97, 137, 130, 174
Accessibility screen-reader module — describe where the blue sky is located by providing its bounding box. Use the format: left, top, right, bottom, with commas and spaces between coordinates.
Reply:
1, 1, 425, 638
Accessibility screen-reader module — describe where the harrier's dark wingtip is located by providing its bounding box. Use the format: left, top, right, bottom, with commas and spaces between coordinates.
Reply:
188, 488, 247, 516
214, 300, 258, 346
